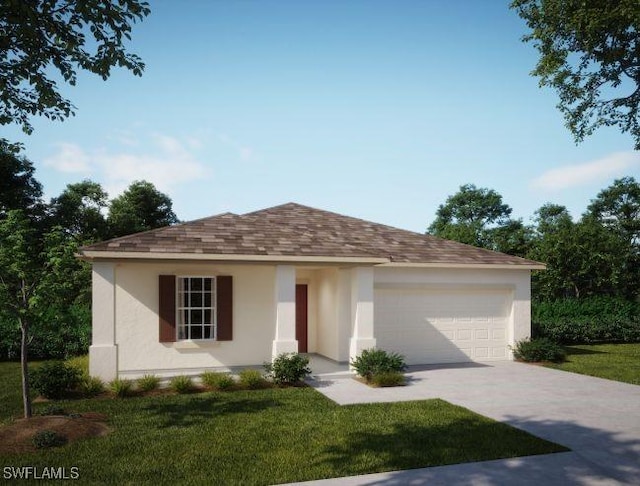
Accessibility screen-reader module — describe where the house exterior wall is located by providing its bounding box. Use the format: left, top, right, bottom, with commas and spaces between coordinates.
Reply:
113, 262, 276, 379
373, 266, 532, 353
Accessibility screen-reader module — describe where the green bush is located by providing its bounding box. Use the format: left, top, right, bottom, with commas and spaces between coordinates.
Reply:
32, 430, 67, 449
65, 355, 89, 377
137, 374, 161, 392
532, 297, 640, 344
351, 348, 407, 382
512, 338, 566, 363
264, 353, 311, 385
80, 376, 104, 397
238, 369, 268, 389
201, 371, 235, 391
170, 375, 195, 394
109, 378, 134, 398
369, 371, 405, 387
30, 361, 81, 399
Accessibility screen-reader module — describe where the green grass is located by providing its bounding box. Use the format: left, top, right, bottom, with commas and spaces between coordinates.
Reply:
0, 362, 565, 484
544, 343, 640, 385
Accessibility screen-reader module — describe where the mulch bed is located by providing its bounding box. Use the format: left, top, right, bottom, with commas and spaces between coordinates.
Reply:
0, 413, 109, 455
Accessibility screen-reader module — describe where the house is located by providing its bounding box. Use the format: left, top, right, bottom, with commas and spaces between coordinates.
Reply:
78, 202, 544, 381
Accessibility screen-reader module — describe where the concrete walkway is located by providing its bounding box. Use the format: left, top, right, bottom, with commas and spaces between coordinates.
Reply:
291, 362, 640, 485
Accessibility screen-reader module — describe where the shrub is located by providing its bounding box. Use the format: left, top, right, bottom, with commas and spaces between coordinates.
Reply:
38, 405, 66, 416
369, 371, 405, 387
137, 374, 161, 392
65, 355, 89, 378
512, 338, 566, 363
32, 430, 67, 449
109, 378, 134, 398
80, 376, 104, 397
30, 361, 81, 399
532, 297, 640, 344
170, 375, 195, 394
238, 369, 268, 389
350, 348, 407, 382
264, 353, 311, 385
201, 371, 235, 391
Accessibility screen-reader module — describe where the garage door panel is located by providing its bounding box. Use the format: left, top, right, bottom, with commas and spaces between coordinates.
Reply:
374, 288, 512, 365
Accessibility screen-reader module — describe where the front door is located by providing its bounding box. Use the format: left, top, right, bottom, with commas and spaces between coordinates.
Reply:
295, 284, 308, 353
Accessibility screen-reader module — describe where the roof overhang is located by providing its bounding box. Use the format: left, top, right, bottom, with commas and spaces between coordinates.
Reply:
77, 250, 545, 270
77, 250, 389, 265
378, 262, 546, 270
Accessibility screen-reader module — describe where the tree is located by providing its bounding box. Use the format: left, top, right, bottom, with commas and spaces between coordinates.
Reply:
0, 0, 150, 141
528, 206, 637, 300
108, 180, 179, 237
49, 180, 109, 242
587, 176, 640, 246
0, 148, 43, 217
511, 0, 640, 148
0, 210, 41, 418
427, 184, 525, 253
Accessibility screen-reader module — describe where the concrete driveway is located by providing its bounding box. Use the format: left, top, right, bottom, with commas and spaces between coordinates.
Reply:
297, 362, 640, 485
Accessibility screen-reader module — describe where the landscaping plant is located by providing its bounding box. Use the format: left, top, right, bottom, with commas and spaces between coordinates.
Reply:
351, 348, 407, 383
29, 361, 81, 399
201, 371, 235, 391
32, 430, 67, 449
369, 371, 405, 387
137, 374, 160, 392
79, 376, 104, 397
264, 353, 311, 385
170, 375, 195, 394
109, 378, 134, 398
238, 369, 267, 389
512, 337, 566, 363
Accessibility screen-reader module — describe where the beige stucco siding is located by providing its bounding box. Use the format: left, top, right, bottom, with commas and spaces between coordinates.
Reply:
114, 262, 276, 378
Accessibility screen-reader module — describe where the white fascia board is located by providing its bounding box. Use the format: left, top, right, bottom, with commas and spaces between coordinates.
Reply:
77, 250, 388, 265
378, 262, 546, 270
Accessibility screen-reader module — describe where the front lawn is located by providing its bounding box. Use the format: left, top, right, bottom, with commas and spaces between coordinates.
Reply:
0, 363, 566, 484
544, 343, 640, 385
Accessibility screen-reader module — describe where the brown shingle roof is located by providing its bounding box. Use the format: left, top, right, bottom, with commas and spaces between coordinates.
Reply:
80, 202, 543, 266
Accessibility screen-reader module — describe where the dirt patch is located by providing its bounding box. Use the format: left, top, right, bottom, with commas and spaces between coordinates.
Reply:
0, 414, 109, 455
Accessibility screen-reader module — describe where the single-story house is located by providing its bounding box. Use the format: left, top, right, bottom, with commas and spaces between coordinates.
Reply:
78, 202, 544, 381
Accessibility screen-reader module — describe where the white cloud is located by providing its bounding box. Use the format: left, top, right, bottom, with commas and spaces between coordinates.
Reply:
531, 151, 640, 191
217, 133, 254, 162
44, 134, 210, 197
44, 142, 91, 173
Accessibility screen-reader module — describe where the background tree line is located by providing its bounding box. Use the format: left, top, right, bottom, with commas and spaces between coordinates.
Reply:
0, 147, 177, 361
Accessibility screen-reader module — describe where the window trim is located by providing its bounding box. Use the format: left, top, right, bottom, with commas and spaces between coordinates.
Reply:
176, 275, 217, 341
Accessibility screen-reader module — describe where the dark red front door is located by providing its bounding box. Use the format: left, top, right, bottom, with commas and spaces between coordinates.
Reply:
295, 284, 308, 353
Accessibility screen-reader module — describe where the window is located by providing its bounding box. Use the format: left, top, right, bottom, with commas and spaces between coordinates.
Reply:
177, 277, 216, 340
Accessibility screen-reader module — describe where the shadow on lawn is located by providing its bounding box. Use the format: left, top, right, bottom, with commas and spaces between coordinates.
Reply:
563, 346, 608, 356
318, 416, 640, 485
141, 395, 282, 428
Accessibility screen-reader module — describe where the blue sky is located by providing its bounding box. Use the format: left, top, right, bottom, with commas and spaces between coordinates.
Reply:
5, 1, 639, 232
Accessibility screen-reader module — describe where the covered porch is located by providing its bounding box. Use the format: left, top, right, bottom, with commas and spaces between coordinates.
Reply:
271, 264, 377, 366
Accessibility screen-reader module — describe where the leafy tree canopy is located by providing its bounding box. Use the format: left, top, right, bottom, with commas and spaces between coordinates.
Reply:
48, 180, 109, 242
427, 184, 525, 254
512, 0, 640, 148
586, 176, 640, 245
0, 0, 150, 138
0, 147, 43, 216
108, 180, 178, 237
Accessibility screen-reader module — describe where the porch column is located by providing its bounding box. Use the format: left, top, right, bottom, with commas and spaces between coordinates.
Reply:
89, 262, 118, 381
272, 265, 298, 358
349, 266, 376, 364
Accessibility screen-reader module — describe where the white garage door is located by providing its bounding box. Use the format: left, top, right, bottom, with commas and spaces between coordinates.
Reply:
374, 287, 512, 365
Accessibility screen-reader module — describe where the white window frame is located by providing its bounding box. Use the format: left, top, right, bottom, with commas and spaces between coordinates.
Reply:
176, 276, 217, 341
